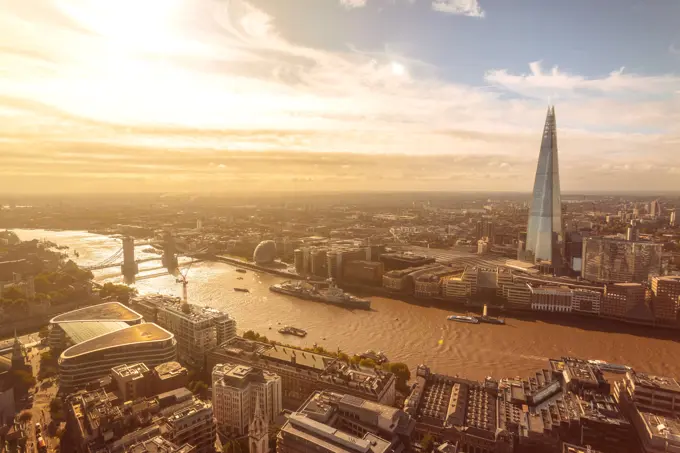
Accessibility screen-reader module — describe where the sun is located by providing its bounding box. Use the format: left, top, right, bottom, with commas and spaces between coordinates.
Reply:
390, 61, 406, 76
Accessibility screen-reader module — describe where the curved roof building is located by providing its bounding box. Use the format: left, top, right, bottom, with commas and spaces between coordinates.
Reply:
58, 322, 176, 390
253, 240, 277, 264
48, 302, 144, 352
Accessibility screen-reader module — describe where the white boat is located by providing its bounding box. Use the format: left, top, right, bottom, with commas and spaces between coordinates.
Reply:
447, 315, 480, 324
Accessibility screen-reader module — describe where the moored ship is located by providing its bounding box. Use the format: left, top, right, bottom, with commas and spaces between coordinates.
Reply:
447, 315, 480, 324
475, 304, 505, 325
270, 280, 371, 310
588, 359, 631, 373
278, 326, 307, 337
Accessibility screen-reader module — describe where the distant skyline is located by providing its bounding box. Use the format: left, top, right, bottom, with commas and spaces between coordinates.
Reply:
1, 0, 678, 193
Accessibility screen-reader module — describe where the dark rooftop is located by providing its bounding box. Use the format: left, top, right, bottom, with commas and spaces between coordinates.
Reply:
631, 371, 680, 393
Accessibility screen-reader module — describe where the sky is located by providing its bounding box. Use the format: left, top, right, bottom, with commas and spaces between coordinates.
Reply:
1, 0, 679, 193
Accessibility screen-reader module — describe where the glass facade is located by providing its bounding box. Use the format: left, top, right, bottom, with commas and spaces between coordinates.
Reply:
526, 106, 563, 266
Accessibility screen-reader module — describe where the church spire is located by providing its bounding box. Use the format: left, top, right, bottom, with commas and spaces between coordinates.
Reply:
249, 392, 269, 453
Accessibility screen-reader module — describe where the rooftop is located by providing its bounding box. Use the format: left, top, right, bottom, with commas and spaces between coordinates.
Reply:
639, 411, 680, 443
132, 295, 232, 323
60, 321, 130, 345
154, 361, 187, 380
50, 302, 143, 324
282, 413, 390, 453
112, 363, 150, 379
563, 444, 603, 453
631, 371, 680, 393
213, 363, 275, 389
126, 436, 195, 453
265, 344, 334, 371
61, 323, 174, 359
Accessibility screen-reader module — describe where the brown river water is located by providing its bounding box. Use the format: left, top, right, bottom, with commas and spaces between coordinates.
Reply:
14, 229, 680, 381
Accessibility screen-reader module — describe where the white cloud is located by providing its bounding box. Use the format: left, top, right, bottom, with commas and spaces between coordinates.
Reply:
485, 61, 680, 100
432, 0, 485, 17
340, 0, 367, 8
0, 0, 678, 192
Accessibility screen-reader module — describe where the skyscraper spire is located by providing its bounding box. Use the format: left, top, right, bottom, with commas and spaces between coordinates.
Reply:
525, 105, 563, 269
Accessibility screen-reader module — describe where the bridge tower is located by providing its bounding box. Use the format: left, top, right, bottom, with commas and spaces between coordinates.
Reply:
121, 236, 139, 278
161, 231, 178, 270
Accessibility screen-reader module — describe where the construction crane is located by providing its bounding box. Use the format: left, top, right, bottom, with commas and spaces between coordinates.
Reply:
176, 259, 195, 303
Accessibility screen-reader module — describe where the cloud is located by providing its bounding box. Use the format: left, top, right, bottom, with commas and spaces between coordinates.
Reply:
340, 0, 368, 8
0, 0, 677, 193
485, 61, 680, 99
432, 0, 485, 17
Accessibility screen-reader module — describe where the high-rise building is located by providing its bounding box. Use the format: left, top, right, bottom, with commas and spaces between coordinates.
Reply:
650, 276, 680, 325
671, 210, 677, 227
525, 106, 563, 268
650, 199, 661, 218
582, 237, 662, 283
626, 220, 639, 242
211, 363, 282, 436
131, 295, 237, 366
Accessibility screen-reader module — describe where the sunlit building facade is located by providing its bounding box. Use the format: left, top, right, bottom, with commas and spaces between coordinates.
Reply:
525, 106, 563, 268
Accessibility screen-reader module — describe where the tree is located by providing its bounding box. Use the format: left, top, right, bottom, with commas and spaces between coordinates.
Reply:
337, 352, 350, 362
38, 325, 50, 340
99, 282, 136, 302
243, 330, 269, 343
18, 410, 33, 425
50, 397, 65, 421
13, 370, 36, 388
222, 438, 248, 453
1, 286, 24, 301
359, 358, 377, 368
181, 303, 191, 314
420, 434, 434, 452
384, 362, 411, 392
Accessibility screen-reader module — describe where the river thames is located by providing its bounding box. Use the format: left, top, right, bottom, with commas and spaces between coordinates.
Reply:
14, 229, 680, 381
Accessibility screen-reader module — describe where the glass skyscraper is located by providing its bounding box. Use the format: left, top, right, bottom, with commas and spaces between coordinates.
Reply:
525, 106, 563, 267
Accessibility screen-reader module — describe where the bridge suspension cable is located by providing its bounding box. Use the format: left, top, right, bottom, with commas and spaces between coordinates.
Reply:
81, 247, 124, 271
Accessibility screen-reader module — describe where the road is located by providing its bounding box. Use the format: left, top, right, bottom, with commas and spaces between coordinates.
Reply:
19, 341, 60, 453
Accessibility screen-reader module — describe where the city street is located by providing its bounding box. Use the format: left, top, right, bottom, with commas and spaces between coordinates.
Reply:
21, 341, 60, 453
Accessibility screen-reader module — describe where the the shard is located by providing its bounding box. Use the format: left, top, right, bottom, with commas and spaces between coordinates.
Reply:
525, 106, 563, 267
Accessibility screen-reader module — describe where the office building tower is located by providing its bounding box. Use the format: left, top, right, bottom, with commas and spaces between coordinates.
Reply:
671, 210, 677, 227
211, 363, 282, 436
582, 237, 662, 283
650, 200, 661, 218
650, 276, 680, 325
525, 106, 563, 268
626, 220, 639, 242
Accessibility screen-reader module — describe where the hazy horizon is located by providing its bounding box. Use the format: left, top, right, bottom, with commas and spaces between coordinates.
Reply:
1, 0, 678, 193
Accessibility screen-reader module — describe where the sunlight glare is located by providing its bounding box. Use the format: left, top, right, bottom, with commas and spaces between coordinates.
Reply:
391, 61, 406, 76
